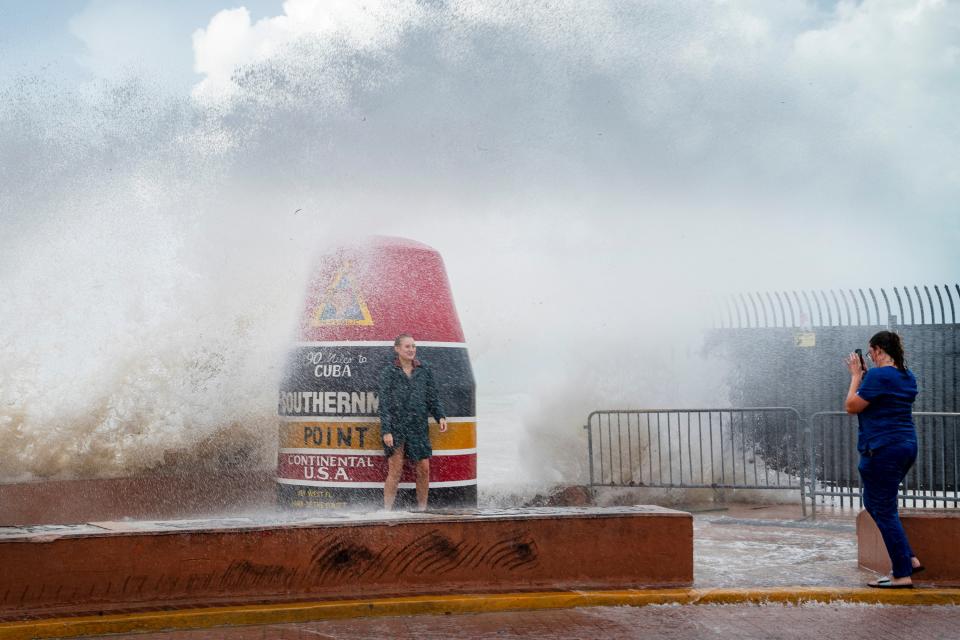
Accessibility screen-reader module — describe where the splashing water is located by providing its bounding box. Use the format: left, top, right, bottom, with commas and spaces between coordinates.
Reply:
1, 0, 958, 492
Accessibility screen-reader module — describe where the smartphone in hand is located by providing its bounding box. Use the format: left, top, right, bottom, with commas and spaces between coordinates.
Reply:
854, 349, 866, 372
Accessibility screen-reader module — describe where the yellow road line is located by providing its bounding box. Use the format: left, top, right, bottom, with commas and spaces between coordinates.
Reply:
2, 587, 959, 640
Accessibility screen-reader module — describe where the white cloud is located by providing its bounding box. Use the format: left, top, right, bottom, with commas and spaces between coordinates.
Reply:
187, 0, 959, 207
191, 0, 424, 100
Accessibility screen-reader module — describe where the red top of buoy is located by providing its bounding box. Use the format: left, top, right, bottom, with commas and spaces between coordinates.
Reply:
298, 236, 466, 343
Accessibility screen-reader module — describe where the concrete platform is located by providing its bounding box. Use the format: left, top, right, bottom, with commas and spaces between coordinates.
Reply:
6, 506, 960, 640
857, 509, 960, 585
0, 473, 276, 527
0, 506, 692, 621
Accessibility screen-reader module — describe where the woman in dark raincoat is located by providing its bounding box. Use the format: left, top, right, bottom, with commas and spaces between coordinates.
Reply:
379, 333, 447, 510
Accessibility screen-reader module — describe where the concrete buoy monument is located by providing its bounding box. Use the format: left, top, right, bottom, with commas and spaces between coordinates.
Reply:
277, 237, 477, 509
0, 237, 696, 630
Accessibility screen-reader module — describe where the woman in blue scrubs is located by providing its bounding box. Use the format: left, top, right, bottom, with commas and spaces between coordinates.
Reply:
844, 331, 923, 588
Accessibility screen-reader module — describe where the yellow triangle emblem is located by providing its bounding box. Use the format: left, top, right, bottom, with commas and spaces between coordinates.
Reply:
310, 261, 374, 326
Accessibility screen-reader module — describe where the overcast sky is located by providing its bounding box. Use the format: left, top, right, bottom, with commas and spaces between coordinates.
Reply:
3, 1, 957, 269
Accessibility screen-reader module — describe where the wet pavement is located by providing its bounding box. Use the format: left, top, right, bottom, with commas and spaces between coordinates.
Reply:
61, 503, 960, 639
692, 503, 869, 587
82, 603, 960, 640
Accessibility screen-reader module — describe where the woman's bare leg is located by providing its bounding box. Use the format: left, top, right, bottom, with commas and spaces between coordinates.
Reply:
384, 446, 405, 510
415, 458, 430, 511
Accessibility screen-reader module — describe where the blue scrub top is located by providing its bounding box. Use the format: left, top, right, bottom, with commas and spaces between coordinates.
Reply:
856, 366, 918, 453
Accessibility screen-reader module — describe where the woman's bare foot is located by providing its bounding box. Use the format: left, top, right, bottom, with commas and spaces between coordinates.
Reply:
870, 557, 924, 586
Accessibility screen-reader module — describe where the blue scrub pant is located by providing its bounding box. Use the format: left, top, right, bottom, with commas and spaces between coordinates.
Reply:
858, 441, 918, 578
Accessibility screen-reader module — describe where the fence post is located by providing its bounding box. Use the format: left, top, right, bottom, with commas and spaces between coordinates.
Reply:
799, 415, 808, 518
809, 414, 818, 519
584, 419, 594, 486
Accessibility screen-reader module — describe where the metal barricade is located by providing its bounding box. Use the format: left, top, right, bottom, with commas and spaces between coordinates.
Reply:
584, 408, 807, 514
808, 411, 960, 516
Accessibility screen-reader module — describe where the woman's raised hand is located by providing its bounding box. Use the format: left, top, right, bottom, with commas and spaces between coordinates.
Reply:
845, 353, 865, 377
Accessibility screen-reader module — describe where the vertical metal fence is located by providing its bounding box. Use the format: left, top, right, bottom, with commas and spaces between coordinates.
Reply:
586, 408, 960, 517
712, 283, 960, 416
584, 408, 806, 513
808, 412, 960, 516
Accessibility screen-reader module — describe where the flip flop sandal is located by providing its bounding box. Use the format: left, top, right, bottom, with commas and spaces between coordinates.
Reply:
912, 565, 926, 575
868, 577, 913, 589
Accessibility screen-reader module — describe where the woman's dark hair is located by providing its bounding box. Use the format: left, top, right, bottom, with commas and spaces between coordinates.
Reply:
869, 330, 907, 372
394, 333, 414, 346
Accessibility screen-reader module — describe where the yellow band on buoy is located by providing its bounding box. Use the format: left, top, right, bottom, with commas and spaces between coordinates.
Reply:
278, 420, 476, 450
